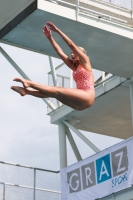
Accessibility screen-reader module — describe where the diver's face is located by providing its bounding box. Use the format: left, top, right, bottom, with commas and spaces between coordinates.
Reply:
71, 52, 79, 63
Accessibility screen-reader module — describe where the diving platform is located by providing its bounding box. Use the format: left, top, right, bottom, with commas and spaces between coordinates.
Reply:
0, 0, 133, 78
48, 75, 133, 139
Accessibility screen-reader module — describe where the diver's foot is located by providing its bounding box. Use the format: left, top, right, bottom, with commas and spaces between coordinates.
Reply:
13, 78, 30, 88
11, 86, 27, 96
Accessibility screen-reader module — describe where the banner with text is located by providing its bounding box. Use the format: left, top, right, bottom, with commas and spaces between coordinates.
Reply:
60, 137, 133, 200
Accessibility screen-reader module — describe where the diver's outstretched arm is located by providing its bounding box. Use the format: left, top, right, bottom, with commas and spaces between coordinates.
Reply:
46, 22, 91, 71
43, 25, 73, 69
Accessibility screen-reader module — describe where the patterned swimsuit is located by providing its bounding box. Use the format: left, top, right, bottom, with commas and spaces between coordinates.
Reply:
73, 64, 95, 93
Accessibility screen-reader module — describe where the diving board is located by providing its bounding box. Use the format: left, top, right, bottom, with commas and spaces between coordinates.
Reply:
48, 76, 133, 139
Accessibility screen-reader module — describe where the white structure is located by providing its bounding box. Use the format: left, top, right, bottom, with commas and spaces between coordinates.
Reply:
0, 0, 133, 199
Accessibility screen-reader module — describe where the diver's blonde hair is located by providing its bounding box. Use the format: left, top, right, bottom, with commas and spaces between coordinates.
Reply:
78, 46, 87, 55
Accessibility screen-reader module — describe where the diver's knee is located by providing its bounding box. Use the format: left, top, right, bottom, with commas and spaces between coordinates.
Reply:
76, 102, 92, 110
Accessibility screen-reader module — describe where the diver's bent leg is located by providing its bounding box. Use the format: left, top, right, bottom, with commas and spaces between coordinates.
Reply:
13, 79, 95, 110
25, 82, 94, 110
26, 89, 50, 98
13, 78, 30, 88
54, 88, 95, 110
11, 86, 27, 96
13, 78, 56, 96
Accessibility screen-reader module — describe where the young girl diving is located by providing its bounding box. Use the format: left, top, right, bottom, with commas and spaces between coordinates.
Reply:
11, 22, 95, 110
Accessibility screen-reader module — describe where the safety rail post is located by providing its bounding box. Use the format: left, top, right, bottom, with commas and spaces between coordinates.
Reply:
132, 0, 133, 18
70, 70, 73, 88
33, 168, 36, 200
76, 0, 79, 21
102, 71, 106, 92
102, 72, 105, 81
3, 183, 5, 200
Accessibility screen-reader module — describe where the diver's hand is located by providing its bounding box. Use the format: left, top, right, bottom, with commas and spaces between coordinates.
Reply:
47, 22, 58, 32
43, 26, 52, 38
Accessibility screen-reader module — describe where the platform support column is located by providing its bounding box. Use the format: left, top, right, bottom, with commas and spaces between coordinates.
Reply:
66, 126, 82, 161
33, 168, 36, 200
58, 123, 67, 169
63, 121, 100, 153
49, 56, 61, 107
49, 56, 58, 86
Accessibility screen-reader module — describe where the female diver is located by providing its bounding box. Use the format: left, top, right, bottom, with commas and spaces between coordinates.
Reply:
11, 22, 95, 110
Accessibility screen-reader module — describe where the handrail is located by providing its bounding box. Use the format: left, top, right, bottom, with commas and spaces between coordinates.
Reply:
94, 75, 115, 88
0, 161, 59, 173
46, 0, 132, 12
94, 72, 109, 85
79, 6, 127, 23
0, 182, 61, 194
45, 0, 131, 25
81, 0, 131, 12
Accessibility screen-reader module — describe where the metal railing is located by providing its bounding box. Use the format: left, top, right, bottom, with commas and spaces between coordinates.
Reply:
0, 161, 61, 200
45, 0, 133, 26
82, 0, 132, 10
47, 0, 133, 10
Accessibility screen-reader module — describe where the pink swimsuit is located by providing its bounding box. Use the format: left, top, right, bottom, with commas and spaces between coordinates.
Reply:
73, 64, 95, 93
